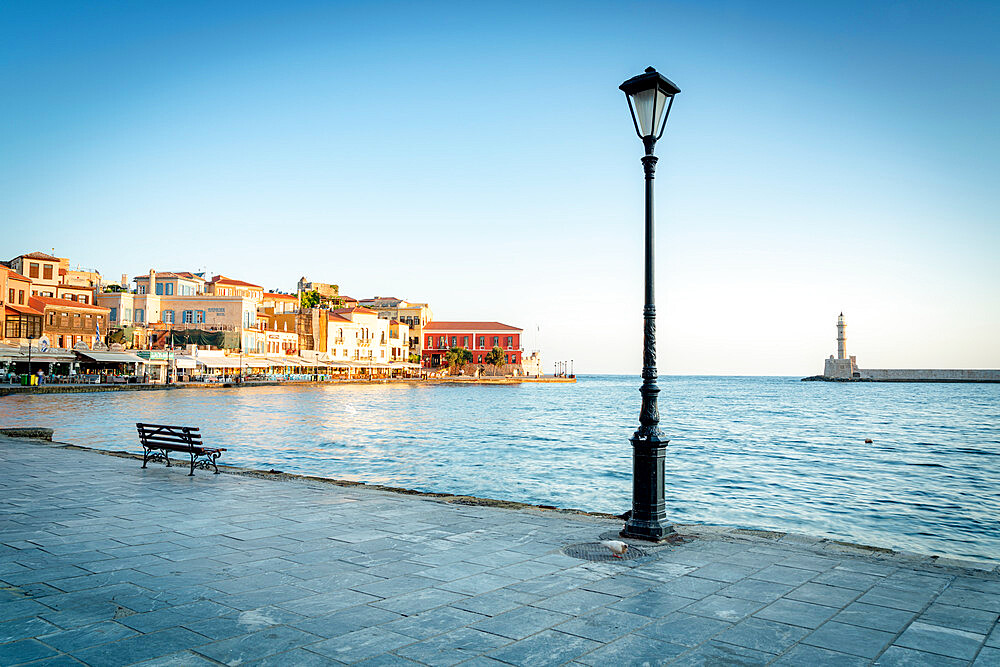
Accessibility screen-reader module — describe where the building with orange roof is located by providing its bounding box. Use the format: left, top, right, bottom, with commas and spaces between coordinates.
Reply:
29, 296, 110, 350
1, 266, 43, 346
422, 321, 522, 368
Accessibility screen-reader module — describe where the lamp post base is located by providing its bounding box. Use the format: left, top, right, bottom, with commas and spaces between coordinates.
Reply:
621, 432, 674, 541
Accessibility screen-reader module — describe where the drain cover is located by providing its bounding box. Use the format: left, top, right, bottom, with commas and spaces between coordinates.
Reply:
562, 542, 648, 562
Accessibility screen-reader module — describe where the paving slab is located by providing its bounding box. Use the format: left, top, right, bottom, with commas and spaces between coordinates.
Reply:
1, 435, 999, 666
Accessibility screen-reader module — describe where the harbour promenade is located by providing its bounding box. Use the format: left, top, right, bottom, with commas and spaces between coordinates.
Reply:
1, 436, 998, 666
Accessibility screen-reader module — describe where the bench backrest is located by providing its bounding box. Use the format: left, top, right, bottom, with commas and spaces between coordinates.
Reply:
136, 423, 203, 449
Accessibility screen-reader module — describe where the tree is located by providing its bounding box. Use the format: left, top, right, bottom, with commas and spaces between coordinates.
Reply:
486, 345, 505, 373
445, 346, 473, 374
408, 353, 421, 364
300, 290, 321, 309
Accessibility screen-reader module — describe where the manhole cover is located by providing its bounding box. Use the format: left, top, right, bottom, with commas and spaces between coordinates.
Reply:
562, 542, 648, 562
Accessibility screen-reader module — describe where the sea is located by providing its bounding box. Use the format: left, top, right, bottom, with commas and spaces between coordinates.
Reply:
2, 375, 998, 562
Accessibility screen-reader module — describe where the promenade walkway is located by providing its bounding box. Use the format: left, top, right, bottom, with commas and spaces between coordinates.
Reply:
1, 435, 998, 666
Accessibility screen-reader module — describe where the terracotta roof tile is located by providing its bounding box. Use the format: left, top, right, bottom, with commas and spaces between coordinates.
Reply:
424, 321, 521, 332
16, 251, 60, 261
29, 296, 110, 312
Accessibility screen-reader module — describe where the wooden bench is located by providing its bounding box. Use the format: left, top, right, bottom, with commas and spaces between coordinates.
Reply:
136, 423, 226, 476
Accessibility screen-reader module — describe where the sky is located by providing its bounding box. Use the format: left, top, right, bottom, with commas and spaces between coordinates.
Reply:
2, 1, 998, 375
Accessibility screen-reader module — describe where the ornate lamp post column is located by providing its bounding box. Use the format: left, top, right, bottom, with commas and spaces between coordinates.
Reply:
619, 67, 680, 541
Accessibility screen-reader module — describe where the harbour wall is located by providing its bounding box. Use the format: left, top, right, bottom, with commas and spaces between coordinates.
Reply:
858, 368, 1000, 382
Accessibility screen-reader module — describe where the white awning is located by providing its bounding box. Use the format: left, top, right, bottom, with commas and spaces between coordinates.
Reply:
197, 357, 243, 368
174, 358, 197, 369
76, 350, 145, 364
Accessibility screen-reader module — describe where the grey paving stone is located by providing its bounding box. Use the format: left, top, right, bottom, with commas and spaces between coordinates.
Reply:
858, 585, 937, 612
117, 600, 233, 634
690, 562, 759, 583
309, 626, 415, 663
370, 587, 467, 615
0, 638, 59, 665
577, 633, 687, 666
579, 575, 658, 598
973, 646, 1000, 666
919, 602, 997, 635
182, 607, 306, 641
750, 564, 817, 586
532, 589, 619, 616
833, 601, 916, 633
471, 605, 572, 640
38, 619, 138, 653
653, 575, 725, 599
277, 588, 380, 617
352, 574, 438, 598
384, 605, 486, 640
130, 651, 219, 666
0, 598, 53, 623
608, 589, 693, 618
669, 640, 772, 666
291, 603, 402, 638
787, 582, 861, 607
989, 623, 1000, 647
193, 625, 323, 664
716, 578, 794, 603
213, 583, 317, 611
814, 567, 886, 591
72, 627, 210, 667
555, 607, 650, 643
637, 611, 732, 647
771, 644, 869, 666
437, 573, 521, 596
803, 620, 894, 658
936, 587, 1000, 613
874, 645, 968, 666
0, 615, 60, 643
714, 616, 808, 654
894, 621, 986, 660
395, 627, 511, 666
452, 588, 539, 617
682, 595, 765, 623
777, 554, 841, 571
487, 629, 600, 666
754, 598, 838, 629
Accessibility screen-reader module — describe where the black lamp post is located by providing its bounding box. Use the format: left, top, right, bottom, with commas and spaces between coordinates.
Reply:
619, 67, 680, 541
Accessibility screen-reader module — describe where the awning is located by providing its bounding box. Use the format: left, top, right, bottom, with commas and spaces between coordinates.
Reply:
196, 357, 243, 368
174, 358, 197, 369
76, 351, 145, 364
267, 356, 304, 367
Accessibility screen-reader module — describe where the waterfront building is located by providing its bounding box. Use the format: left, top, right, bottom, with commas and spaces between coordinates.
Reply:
205, 275, 264, 303
8, 251, 98, 304
325, 307, 400, 364
359, 297, 432, 358
134, 271, 206, 297
1, 267, 43, 346
422, 321, 523, 368
262, 292, 299, 314
30, 296, 110, 350
522, 350, 543, 377
297, 277, 356, 308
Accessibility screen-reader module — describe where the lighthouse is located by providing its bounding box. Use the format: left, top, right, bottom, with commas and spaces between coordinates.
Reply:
823, 313, 857, 378
837, 312, 847, 360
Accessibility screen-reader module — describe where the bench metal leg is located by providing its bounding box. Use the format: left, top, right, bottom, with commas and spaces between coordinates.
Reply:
188, 452, 196, 476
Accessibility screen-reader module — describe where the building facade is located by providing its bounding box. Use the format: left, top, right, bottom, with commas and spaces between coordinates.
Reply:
31, 296, 110, 350
2, 267, 43, 346
422, 321, 522, 367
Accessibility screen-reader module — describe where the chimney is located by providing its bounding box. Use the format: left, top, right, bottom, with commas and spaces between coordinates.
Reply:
121, 274, 128, 291
149, 268, 156, 295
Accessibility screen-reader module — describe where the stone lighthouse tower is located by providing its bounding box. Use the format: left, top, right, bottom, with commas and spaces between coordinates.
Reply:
837, 312, 847, 359
824, 313, 857, 378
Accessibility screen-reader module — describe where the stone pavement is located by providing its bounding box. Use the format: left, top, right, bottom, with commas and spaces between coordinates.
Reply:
1, 436, 998, 666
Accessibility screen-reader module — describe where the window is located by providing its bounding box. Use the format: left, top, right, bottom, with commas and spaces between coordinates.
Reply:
79, 295, 88, 304
43, 264, 53, 280
73, 313, 81, 328
135, 308, 144, 323
492, 336, 498, 346
47, 312, 54, 325
7, 288, 13, 303
506, 337, 512, 348
196, 310, 205, 324
463, 336, 469, 347
182, 310, 193, 323
155, 282, 163, 295
138, 285, 146, 294
123, 308, 131, 322
28, 263, 39, 278
166, 283, 173, 295
162, 310, 173, 324
110, 307, 117, 322
18, 290, 24, 304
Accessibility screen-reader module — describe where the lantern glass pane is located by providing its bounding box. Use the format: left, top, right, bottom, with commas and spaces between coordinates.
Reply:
630, 87, 671, 137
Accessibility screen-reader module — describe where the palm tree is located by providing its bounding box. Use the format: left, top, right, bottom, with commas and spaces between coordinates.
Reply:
486, 345, 505, 375
445, 346, 473, 374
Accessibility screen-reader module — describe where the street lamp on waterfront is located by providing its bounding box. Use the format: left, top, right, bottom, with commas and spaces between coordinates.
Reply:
619, 67, 680, 541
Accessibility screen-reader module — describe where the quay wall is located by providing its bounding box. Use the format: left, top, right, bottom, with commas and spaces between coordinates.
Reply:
858, 369, 1000, 382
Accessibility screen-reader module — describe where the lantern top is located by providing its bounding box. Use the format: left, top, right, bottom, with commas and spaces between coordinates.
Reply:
619, 67, 680, 97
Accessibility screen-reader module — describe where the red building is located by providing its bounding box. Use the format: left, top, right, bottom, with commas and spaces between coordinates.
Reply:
423, 321, 522, 367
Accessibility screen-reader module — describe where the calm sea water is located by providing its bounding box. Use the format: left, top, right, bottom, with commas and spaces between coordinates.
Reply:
2, 376, 998, 562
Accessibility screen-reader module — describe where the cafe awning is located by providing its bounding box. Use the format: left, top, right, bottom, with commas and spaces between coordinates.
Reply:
76, 350, 145, 364
174, 358, 197, 369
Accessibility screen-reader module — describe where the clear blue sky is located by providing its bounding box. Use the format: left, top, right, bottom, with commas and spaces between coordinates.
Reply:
3, 1, 998, 374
